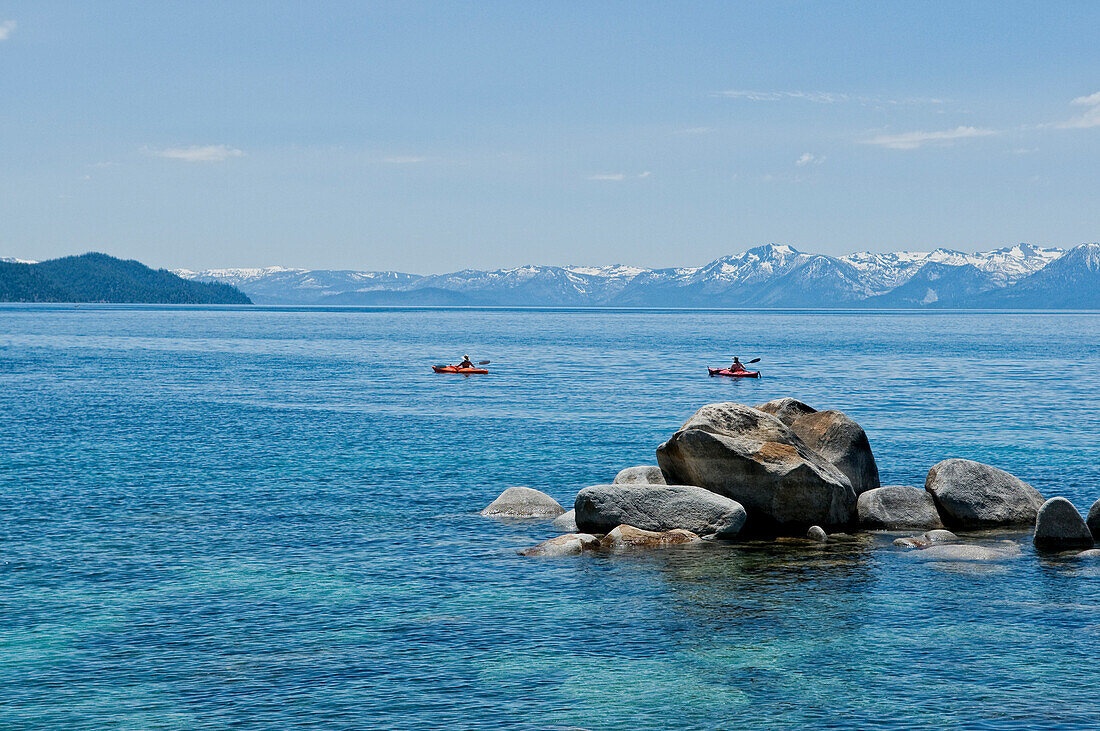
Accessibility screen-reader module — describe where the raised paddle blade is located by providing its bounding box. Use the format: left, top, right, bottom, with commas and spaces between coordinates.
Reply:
747, 358, 760, 364
477, 360, 491, 365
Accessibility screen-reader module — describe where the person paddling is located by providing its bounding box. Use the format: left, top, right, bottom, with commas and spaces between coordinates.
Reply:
730, 356, 747, 372
458, 354, 474, 369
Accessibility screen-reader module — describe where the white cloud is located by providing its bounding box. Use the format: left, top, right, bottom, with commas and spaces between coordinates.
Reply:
795, 152, 824, 166
715, 90, 847, 104
588, 171, 651, 181
0, 20, 15, 40
149, 144, 244, 162
1056, 91, 1100, 129
861, 126, 996, 150
382, 155, 428, 164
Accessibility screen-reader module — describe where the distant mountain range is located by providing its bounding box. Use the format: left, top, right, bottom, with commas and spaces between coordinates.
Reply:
0, 253, 251, 304
170, 242, 1100, 308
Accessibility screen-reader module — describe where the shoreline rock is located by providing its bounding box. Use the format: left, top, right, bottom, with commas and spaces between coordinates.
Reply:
789, 410, 880, 495
552, 508, 578, 532
612, 465, 668, 485
1033, 497, 1094, 549
656, 402, 856, 534
575, 483, 747, 539
858, 485, 943, 530
600, 525, 700, 549
480, 486, 565, 518
1087, 499, 1100, 542
519, 533, 601, 556
924, 459, 1044, 529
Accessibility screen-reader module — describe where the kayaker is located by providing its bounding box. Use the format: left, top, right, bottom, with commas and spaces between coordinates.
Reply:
458, 354, 474, 369
731, 356, 746, 372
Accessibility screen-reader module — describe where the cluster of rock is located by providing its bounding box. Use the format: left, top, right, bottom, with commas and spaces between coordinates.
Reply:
478, 398, 1100, 559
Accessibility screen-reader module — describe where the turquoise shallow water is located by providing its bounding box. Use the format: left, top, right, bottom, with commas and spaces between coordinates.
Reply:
2, 305, 1100, 729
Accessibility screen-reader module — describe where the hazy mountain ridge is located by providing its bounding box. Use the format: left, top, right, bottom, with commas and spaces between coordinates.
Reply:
168, 242, 1093, 307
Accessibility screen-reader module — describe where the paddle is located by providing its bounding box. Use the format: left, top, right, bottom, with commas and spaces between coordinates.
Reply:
434, 360, 491, 367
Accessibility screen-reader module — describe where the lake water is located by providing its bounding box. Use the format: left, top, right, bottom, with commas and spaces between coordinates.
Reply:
2, 305, 1100, 729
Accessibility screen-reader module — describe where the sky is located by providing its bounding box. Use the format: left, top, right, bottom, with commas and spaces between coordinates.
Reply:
0, 1, 1098, 273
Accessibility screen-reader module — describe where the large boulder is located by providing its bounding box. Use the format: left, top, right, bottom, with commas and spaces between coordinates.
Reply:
480, 487, 565, 518
893, 529, 958, 549
911, 543, 1021, 562
754, 397, 817, 426
518, 533, 600, 557
656, 403, 856, 533
1088, 499, 1100, 542
599, 525, 700, 550
1033, 497, 1094, 549
924, 459, 1044, 529
789, 410, 880, 494
858, 485, 943, 530
552, 509, 578, 532
575, 484, 747, 539
612, 465, 668, 485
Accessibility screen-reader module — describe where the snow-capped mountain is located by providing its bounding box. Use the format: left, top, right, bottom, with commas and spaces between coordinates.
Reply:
171, 242, 1095, 307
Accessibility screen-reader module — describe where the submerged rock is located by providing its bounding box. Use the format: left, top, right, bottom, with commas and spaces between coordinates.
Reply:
656, 402, 856, 534
893, 529, 959, 549
552, 508, 578, 532
754, 397, 818, 426
1076, 548, 1100, 560
806, 525, 828, 542
1033, 497, 1094, 549
480, 486, 565, 518
1088, 499, 1100, 542
599, 524, 700, 550
612, 465, 667, 485
789, 410, 880, 494
574, 484, 747, 539
924, 459, 1044, 528
518, 533, 600, 557
910, 543, 1021, 562
858, 485, 943, 530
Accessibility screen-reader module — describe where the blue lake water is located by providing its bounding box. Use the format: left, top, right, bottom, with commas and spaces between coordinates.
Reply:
2, 305, 1100, 729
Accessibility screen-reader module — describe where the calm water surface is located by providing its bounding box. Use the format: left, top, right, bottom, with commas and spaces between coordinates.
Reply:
2, 305, 1100, 729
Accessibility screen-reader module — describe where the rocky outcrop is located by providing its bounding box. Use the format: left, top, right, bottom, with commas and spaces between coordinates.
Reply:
612, 465, 667, 485
599, 525, 700, 550
893, 529, 958, 549
518, 533, 601, 556
754, 397, 817, 426
1088, 499, 1100, 542
1033, 498, 1094, 549
574, 484, 746, 539
552, 509, 578, 532
789, 410, 880, 494
480, 486, 565, 518
924, 459, 1044, 528
910, 543, 1021, 562
858, 485, 943, 530
656, 403, 856, 533
806, 525, 828, 542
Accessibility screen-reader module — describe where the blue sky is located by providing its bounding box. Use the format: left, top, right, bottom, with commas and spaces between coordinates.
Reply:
1, 2, 1098, 272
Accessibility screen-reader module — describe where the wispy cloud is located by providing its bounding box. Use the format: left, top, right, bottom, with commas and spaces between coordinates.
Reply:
148, 144, 244, 162
0, 20, 16, 40
715, 90, 848, 104
588, 171, 651, 182
1056, 91, 1100, 129
714, 89, 946, 106
861, 126, 996, 150
795, 152, 824, 166
382, 155, 428, 164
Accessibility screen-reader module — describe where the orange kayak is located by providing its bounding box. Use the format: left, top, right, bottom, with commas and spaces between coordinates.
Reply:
433, 365, 489, 375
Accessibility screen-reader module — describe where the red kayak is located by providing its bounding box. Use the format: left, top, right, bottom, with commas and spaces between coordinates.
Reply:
708, 367, 760, 378
433, 365, 489, 375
